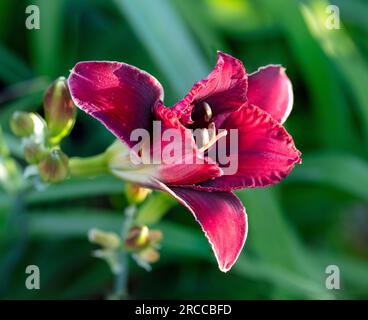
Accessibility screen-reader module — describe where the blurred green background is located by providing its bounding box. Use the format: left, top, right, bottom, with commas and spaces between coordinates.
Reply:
1, 0, 368, 299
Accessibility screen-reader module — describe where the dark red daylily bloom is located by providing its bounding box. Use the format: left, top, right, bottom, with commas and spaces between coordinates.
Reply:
68, 52, 301, 272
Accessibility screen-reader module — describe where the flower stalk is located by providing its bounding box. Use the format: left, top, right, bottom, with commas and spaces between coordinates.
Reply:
69, 152, 109, 177
109, 205, 136, 300
110, 251, 128, 300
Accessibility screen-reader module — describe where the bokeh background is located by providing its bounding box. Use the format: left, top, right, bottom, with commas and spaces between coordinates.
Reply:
1, 0, 368, 299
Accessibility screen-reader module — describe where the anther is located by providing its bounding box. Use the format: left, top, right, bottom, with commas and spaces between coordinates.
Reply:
202, 102, 212, 122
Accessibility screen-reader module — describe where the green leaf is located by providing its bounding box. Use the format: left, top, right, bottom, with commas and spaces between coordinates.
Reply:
333, 0, 368, 32
0, 192, 10, 212
0, 81, 47, 128
301, 0, 368, 145
0, 0, 13, 41
29, 0, 65, 77
286, 153, 368, 200
115, 0, 208, 97
236, 188, 332, 300
315, 250, 368, 295
28, 208, 122, 238
26, 175, 125, 204
58, 263, 111, 299
204, 0, 277, 35
173, 0, 229, 57
237, 189, 318, 277
259, 0, 358, 151
0, 45, 33, 83
0, 176, 124, 211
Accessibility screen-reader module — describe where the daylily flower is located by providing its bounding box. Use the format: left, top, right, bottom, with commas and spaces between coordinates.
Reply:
67, 52, 301, 272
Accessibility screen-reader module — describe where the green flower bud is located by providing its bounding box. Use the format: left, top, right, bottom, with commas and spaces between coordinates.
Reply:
23, 139, 47, 164
88, 228, 121, 250
125, 225, 150, 250
125, 182, 152, 205
10, 111, 34, 137
38, 149, 69, 183
43, 77, 76, 144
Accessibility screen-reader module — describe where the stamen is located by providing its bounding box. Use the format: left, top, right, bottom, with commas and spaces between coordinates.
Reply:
198, 122, 227, 153
202, 101, 212, 122
201, 127, 210, 147
208, 122, 216, 141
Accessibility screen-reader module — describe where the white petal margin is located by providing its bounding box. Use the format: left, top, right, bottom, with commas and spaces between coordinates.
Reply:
157, 180, 248, 272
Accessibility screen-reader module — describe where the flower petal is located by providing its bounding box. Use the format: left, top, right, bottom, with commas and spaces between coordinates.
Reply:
173, 51, 247, 123
159, 183, 247, 272
157, 157, 223, 186
247, 65, 293, 123
68, 61, 164, 147
199, 104, 301, 191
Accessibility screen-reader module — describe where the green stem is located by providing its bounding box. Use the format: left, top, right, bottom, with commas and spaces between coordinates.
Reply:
111, 252, 128, 299
110, 205, 136, 300
69, 152, 109, 177
122, 205, 136, 235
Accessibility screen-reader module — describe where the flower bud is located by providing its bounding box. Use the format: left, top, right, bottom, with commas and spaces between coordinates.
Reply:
10, 111, 34, 137
125, 225, 150, 249
148, 230, 163, 245
43, 77, 76, 144
139, 248, 160, 264
125, 182, 151, 204
88, 228, 121, 250
38, 149, 69, 183
23, 139, 47, 164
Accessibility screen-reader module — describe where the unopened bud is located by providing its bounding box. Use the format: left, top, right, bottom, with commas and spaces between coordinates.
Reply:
125, 182, 151, 204
125, 225, 150, 249
43, 77, 76, 144
88, 228, 121, 250
139, 248, 160, 263
38, 149, 69, 183
10, 111, 34, 137
23, 139, 47, 164
148, 230, 163, 245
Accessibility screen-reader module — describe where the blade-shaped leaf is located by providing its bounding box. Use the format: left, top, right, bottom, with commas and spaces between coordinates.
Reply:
115, 0, 209, 97
286, 153, 368, 200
